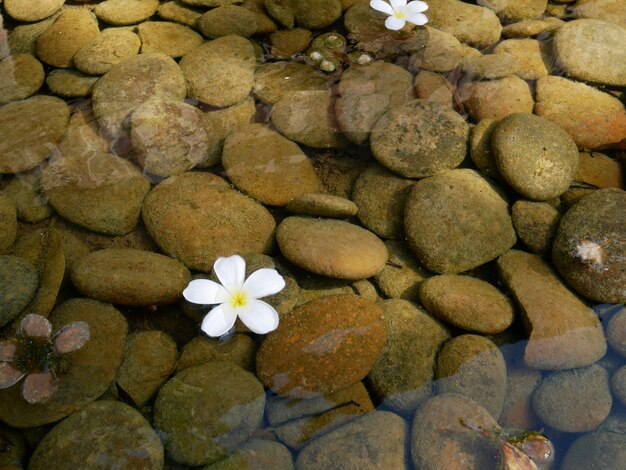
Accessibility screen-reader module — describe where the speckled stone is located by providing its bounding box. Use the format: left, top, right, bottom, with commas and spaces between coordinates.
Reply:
256, 295, 387, 396
461, 53, 520, 79
45, 69, 99, 98
137, 21, 204, 58
158, 1, 203, 27
0, 256, 37, 328
501, 18, 563, 38
4, 0, 64, 22
0, 195, 17, 253
265, 0, 342, 29
469, 118, 501, 179
198, 5, 258, 38
269, 28, 312, 58
571, 0, 626, 28
511, 200, 560, 255
478, 0, 547, 21
493, 39, 550, 80
276, 216, 388, 280
414, 26, 468, 73
286, 193, 358, 218
413, 71, 455, 108
499, 367, 542, 429
177, 334, 256, 372
611, 364, 626, 406
459, 75, 534, 121
2, 170, 53, 223
253, 61, 326, 106
74, 28, 141, 76
374, 240, 431, 300
607, 308, 626, 357
204, 439, 294, 470
0, 53, 44, 104
95, 0, 160, 25
561, 432, 626, 470
576, 152, 623, 189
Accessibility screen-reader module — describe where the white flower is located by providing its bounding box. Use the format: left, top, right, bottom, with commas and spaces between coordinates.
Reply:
183, 255, 286, 337
370, 0, 429, 30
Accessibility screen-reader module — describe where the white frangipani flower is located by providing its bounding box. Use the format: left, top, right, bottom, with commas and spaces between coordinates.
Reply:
183, 255, 286, 337
370, 0, 429, 30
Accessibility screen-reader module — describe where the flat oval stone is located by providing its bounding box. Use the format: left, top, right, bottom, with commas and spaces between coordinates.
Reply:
4, 0, 64, 22
0, 195, 17, 253
276, 216, 388, 280
0, 256, 38, 328
222, 123, 321, 206
0, 96, 69, 174
419, 275, 515, 334
607, 308, 626, 357
154, 361, 265, 466
41, 152, 151, 236
180, 35, 255, 107
142, 172, 275, 272
0, 53, 44, 104
511, 200, 560, 255
95, 0, 160, 25
253, 61, 326, 106
177, 334, 256, 372
137, 21, 204, 58
71, 248, 191, 306
45, 69, 98, 98
28, 401, 163, 470
427, 0, 502, 47
74, 28, 141, 76
561, 432, 626, 470
371, 100, 469, 178
285, 193, 358, 218
158, 1, 203, 27
256, 295, 387, 396
198, 5, 258, 39
207, 439, 294, 470
459, 75, 534, 121
494, 38, 550, 80
404, 169, 516, 274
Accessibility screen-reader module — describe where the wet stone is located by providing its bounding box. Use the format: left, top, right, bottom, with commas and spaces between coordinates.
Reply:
4, 0, 64, 22
374, 240, 431, 300
95, 0, 160, 25
0, 256, 38, 328
177, 334, 256, 372
154, 361, 265, 466
74, 28, 141, 76
413, 71, 455, 108
571, 0, 626, 28
204, 439, 294, 470
253, 61, 327, 106
370, 100, 469, 179
414, 26, 468, 73
265, 0, 342, 29
612, 365, 626, 407
137, 21, 204, 58
478, 0, 547, 21
45, 69, 98, 98
276, 216, 388, 280
576, 152, 623, 189
157, 1, 203, 27
404, 169, 517, 274
461, 53, 520, 79
269, 28, 313, 59
256, 295, 387, 396
0, 195, 17, 253
198, 5, 258, 39
459, 75, 534, 121
511, 200, 560, 255
0, 53, 44, 104
532, 364, 612, 432
499, 367, 542, 429
493, 38, 550, 80
7, 16, 57, 56
419, 275, 515, 334
427, 0, 502, 48
607, 308, 626, 357
286, 193, 358, 218
561, 432, 626, 470
501, 18, 563, 38
28, 401, 163, 470
469, 118, 501, 179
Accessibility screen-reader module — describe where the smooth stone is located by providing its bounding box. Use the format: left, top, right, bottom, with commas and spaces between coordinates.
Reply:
71, 248, 191, 306
157, 1, 203, 27
351, 165, 414, 239
269, 28, 313, 58
0, 256, 38, 328
198, 5, 257, 38
0, 298, 128, 428
271, 90, 347, 148
154, 361, 265, 466
336, 61, 413, 145
413, 71, 455, 107
494, 38, 550, 80
511, 200, 560, 255
7, 16, 57, 56
45, 69, 98, 97
295, 411, 407, 470
137, 21, 204, 58
552, 188, 626, 304
204, 439, 294, 470
4, 0, 64, 22
414, 26, 468, 73
532, 364, 612, 432
576, 151, 623, 189
0, 53, 44, 104
0, 195, 17, 253
404, 169, 517, 274
461, 52, 520, 79
492, 113, 579, 200
571, 0, 626, 28
0, 96, 69, 174
286, 193, 358, 218
35, 9, 99, 68
41, 152, 151, 236
419, 275, 515, 334
253, 61, 326, 106
265, 0, 342, 29
370, 100, 469, 179
177, 334, 256, 372
55, 102, 108, 161
412, 394, 501, 470
95, 0, 160, 25
368, 299, 450, 413
130, 98, 215, 177
114, 331, 178, 407
276, 216, 388, 280
478, 0, 547, 21
499, 367, 542, 429
427, 0, 502, 47
502, 18, 563, 37
612, 365, 626, 406
256, 295, 387, 396
534, 75, 626, 150
469, 118, 501, 179
74, 28, 141, 76
554, 19, 626, 86
497, 250, 607, 369
374, 240, 431, 300
607, 308, 626, 357
459, 75, 534, 121
222, 123, 321, 206
561, 432, 626, 470
180, 35, 255, 107
59, 230, 91, 278
141, 172, 275, 271
436, 334, 507, 419
28, 401, 162, 469
180, 0, 241, 6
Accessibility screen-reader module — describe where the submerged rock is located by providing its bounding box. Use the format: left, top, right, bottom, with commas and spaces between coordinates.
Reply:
0, 256, 38, 328
561, 432, 626, 470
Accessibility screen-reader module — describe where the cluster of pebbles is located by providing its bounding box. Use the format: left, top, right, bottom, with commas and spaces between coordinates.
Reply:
0, 0, 625, 468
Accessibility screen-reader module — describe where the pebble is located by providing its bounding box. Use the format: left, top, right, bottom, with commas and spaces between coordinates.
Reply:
205, 439, 294, 470
415, 26, 468, 73
499, 366, 542, 429
611, 365, 626, 407
534, 75, 626, 150
154, 361, 265, 466
0, 298, 128, 428
0, 256, 38, 328
177, 334, 256, 372
459, 75, 534, 121
427, 0, 502, 48
469, 118, 501, 179
552, 188, 626, 304
4, 0, 64, 22
479, 0, 547, 21
276, 216, 388, 280
461, 52, 521, 79
0, 95, 69, 174
576, 152, 623, 189
29, 401, 162, 469
265, 0, 342, 29
607, 308, 626, 357
1, 168, 53, 223
137, 21, 204, 58
253, 61, 327, 106
374, 240, 431, 300
73, 28, 141, 76
222, 123, 321, 206
286, 193, 358, 218
0, 53, 44, 104
413, 71, 455, 107
571, 0, 626, 28
493, 38, 550, 80
511, 200, 560, 255
45, 69, 98, 98
41, 152, 151, 236
419, 275, 515, 334
269, 28, 313, 58
404, 169, 517, 274
296, 411, 408, 470
7, 16, 57, 56
561, 432, 626, 470
0, 195, 17, 253
157, 1, 203, 27
141, 172, 275, 272
501, 18, 563, 38
368, 299, 450, 413
198, 5, 258, 38
180, 35, 255, 107
532, 364, 612, 432
95, 0, 160, 25
497, 250, 607, 369
256, 295, 387, 396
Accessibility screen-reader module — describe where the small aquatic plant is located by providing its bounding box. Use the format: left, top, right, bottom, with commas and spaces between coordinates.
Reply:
0, 314, 90, 404
370, 0, 429, 30
183, 255, 286, 337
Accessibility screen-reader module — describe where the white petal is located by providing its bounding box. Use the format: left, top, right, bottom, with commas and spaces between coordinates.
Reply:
183, 279, 231, 305
20, 314, 52, 338
406, 0, 428, 13
0, 362, 25, 389
385, 15, 406, 30
370, 0, 394, 15
238, 300, 279, 335
201, 304, 237, 337
242, 268, 286, 299
405, 11, 428, 25
213, 255, 246, 292
22, 372, 58, 404
390, 0, 408, 10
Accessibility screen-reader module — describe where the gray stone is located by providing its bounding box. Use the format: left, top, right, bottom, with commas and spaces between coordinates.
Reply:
607, 307, 626, 357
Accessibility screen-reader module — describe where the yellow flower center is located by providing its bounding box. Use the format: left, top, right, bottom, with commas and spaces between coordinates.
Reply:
394, 10, 406, 19
230, 291, 248, 308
